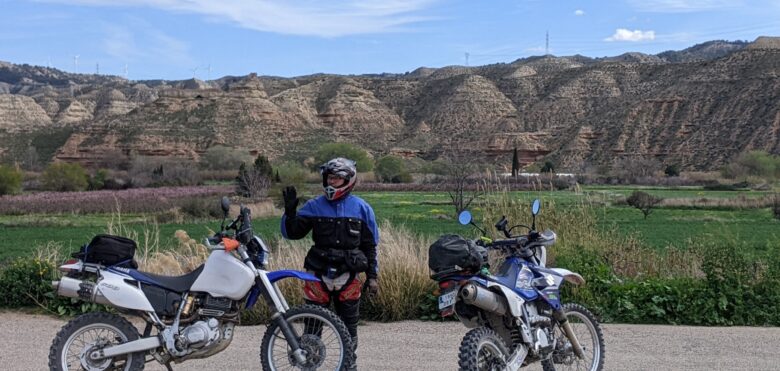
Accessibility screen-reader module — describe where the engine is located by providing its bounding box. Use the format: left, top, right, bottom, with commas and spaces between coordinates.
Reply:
197, 295, 234, 318
180, 318, 221, 349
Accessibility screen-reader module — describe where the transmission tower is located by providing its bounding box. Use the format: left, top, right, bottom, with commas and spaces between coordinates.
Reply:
546, 31, 549, 55
465, 52, 470, 66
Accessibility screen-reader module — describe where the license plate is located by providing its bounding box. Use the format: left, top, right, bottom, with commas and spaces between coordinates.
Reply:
438, 289, 457, 310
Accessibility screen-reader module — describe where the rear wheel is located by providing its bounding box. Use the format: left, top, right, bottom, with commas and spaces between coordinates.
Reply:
457, 327, 509, 371
48, 312, 145, 371
542, 303, 605, 371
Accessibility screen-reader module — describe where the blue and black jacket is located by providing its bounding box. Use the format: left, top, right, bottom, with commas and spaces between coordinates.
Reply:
281, 194, 379, 279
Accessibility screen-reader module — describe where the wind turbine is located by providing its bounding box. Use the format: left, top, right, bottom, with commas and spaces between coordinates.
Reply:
191, 66, 199, 79
207, 64, 212, 81
73, 55, 79, 73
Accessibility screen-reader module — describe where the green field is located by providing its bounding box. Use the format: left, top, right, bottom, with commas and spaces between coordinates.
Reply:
1, 187, 778, 263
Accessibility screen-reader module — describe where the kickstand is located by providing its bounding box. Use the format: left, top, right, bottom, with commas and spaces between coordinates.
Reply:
164, 361, 174, 371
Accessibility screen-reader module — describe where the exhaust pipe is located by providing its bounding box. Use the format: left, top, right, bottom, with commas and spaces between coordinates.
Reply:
52, 276, 111, 306
459, 283, 507, 315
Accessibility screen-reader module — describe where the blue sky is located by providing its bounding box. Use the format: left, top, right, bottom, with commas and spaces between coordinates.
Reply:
1, 0, 779, 80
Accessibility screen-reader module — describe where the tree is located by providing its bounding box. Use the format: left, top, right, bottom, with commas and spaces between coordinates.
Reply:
313, 143, 373, 172
236, 154, 274, 198
626, 191, 662, 219
236, 163, 271, 198
0, 164, 23, 195
438, 149, 484, 215
540, 160, 555, 174
611, 156, 662, 183
773, 194, 780, 220
253, 154, 274, 179
41, 162, 88, 192
376, 156, 406, 183
511, 147, 519, 177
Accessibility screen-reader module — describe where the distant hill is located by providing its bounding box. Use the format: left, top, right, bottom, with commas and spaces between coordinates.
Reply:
1, 37, 778, 172
657, 40, 749, 63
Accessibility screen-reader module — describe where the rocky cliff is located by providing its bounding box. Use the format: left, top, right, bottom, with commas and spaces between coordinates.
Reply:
0, 37, 778, 171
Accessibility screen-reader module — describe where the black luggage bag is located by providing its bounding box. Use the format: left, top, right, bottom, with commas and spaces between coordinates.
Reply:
72, 234, 138, 268
428, 234, 487, 279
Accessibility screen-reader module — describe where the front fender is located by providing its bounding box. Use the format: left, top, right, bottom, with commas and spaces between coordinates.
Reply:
266, 270, 320, 284
548, 268, 586, 285
245, 270, 320, 310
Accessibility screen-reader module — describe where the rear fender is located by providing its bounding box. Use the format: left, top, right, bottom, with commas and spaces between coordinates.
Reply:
482, 279, 525, 318
97, 270, 155, 312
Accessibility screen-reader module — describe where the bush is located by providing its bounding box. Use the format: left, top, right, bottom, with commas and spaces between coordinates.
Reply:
88, 169, 109, 190
0, 164, 23, 195
200, 145, 254, 170
313, 143, 374, 172
391, 172, 414, 183
540, 160, 555, 174
664, 164, 681, 177
722, 150, 779, 180
129, 156, 201, 187
0, 257, 56, 308
41, 162, 89, 192
376, 156, 406, 183
178, 197, 224, 219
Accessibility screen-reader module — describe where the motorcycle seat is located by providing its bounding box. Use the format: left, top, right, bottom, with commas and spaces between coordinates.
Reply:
137, 264, 205, 292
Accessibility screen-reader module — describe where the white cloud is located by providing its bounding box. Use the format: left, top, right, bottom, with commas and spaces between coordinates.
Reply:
574, 9, 585, 16
627, 0, 742, 13
102, 19, 193, 66
35, 0, 438, 37
605, 28, 656, 42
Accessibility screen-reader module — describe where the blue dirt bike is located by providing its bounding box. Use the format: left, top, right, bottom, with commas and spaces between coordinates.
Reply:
430, 200, 605, 371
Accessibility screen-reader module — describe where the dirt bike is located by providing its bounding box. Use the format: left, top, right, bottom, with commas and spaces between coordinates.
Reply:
49, 196, 353, 370
430, 199, 605, 371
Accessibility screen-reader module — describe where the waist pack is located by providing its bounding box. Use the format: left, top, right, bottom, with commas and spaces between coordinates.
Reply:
428, 234, 487, 277
72, 234, 138, 268
305, 247, 368, 274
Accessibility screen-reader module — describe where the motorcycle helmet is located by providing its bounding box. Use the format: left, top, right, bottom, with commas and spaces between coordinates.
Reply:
320, 157, 357, 201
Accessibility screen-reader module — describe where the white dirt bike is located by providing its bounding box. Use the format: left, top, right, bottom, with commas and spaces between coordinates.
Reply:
49, 197, 353, 370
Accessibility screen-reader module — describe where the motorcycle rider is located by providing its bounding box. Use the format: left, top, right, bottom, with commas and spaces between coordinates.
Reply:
281, 157, 379, 369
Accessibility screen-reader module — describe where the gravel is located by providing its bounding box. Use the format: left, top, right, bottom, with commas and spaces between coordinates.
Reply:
3, 311, 779, 370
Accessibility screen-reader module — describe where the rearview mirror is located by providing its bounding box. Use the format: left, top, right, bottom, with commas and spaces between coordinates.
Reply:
531, 199, 541, 215
221, 196, 231, 215
458, 210, 472, 225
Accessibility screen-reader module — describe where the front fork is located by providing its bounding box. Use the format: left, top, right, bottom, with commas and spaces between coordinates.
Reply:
553, 309, 586, 359
255, 275, 308, 364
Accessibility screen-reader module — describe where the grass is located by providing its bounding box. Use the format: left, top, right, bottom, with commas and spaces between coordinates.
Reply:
13, 186, 779, 325
1, 187, 778, 263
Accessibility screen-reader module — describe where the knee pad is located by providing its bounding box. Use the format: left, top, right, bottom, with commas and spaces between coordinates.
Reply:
303, 280, 330, 304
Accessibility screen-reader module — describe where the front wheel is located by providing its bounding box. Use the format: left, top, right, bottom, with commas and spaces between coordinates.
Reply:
48, 312, 146, 371
260, 304, 353, 371
542, 303, 605, 371
458, 327, 509, 371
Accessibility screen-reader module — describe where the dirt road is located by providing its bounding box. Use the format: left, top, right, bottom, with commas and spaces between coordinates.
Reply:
3, 312, 778, 370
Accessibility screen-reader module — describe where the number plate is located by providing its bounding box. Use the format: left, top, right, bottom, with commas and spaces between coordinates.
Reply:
438, 289, 457, 310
